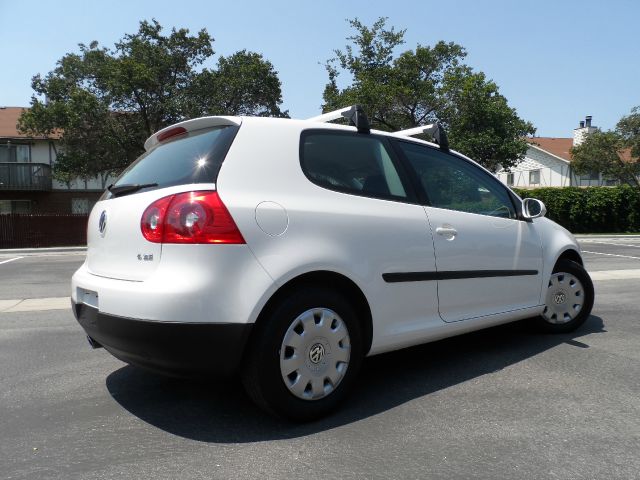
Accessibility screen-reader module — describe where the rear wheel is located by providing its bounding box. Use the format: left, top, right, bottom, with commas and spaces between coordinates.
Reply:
536, 259, 594, 333
242, 286, 363, 421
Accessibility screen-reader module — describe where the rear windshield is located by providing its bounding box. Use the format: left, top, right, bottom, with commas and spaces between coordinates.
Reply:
108, 125, 239, 196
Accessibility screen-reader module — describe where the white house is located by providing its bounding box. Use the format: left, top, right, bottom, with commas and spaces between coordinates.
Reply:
496, 116, 617, 188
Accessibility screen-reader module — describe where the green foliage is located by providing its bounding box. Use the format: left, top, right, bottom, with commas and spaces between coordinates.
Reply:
617, 106, 640, 158
570, 107, 640, 190
190, 50, 287, 117
18, 19, 285, 184
571, 131, 640, 190
323, 17, 535, 171
514, 186, 640, 233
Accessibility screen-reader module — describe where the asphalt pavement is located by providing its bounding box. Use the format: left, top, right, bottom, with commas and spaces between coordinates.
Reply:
1, 237, 639, 479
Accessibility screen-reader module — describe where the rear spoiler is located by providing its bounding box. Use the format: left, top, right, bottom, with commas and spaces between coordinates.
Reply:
144, 116, 241, 151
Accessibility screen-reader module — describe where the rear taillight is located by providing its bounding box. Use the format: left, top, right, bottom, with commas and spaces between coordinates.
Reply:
141, 191, 245, 244
141, 195, 172, 243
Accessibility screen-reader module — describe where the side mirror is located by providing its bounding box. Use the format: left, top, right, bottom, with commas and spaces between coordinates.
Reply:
522, 198, 547, 219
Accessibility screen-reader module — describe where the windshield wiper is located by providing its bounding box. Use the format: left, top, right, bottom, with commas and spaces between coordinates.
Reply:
107, 182, 159, 197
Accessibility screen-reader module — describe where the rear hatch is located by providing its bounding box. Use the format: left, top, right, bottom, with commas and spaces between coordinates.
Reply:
86, 119, 240, 281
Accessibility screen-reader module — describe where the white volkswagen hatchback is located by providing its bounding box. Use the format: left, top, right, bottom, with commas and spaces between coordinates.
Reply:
72, 106, 594, 421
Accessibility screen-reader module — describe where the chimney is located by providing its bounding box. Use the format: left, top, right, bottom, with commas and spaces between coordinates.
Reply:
573, 115, 597, 146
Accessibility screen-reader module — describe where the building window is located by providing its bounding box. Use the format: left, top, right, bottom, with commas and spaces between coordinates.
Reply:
581, 171, 600, 181
71, 198, 91, 214
506, 173, 514, 186
0, 144, 31, 163
529, 170, 541, 185
0, 200, 32, 214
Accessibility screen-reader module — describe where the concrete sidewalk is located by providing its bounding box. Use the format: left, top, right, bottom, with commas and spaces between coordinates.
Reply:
0, 246, 86, 257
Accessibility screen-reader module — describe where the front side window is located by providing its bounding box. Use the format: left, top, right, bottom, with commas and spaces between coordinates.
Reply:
397, 141, 517, 219
301, 131, 408, 200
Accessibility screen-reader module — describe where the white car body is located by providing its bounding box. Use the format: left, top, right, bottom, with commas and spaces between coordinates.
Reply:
72, 113, 589, 415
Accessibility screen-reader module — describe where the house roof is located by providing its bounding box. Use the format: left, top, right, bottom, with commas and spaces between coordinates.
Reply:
0, 106, 60, 140
526, 137, 573, 161
527, 136, 633, 164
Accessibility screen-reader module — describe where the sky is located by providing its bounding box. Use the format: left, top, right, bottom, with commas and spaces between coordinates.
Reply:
1, 0, 638, 137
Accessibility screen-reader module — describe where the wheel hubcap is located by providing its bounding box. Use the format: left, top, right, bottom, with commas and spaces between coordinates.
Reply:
279, 308, 351, 401
542, 272, 584, 324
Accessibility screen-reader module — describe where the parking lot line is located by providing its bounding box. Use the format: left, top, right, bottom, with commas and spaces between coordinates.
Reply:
0, 256, 23, 266
590, 269, 640, 281
582, 250, 640, 260
1, 297, 70, 313
579, 241, 640, 248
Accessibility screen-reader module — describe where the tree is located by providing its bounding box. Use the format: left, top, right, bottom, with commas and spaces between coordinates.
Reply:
571, 108, 640, 189
617, 106, 640, 160
323, 18, 535, 171
190, 50, 287, 117
18, 20, 286, 186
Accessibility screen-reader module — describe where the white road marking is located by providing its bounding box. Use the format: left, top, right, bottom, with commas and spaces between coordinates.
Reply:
590, 269, 640, 281
579, 241, 640, 248
0, 256, 23, 265
1, 297, 70, 313
0, 299, 22, 311
582, 250, 640, 260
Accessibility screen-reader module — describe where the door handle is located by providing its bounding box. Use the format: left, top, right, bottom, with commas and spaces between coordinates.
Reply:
436, 226, 458, 238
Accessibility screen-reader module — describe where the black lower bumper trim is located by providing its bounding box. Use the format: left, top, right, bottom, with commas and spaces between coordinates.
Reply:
73, 301, 253, 378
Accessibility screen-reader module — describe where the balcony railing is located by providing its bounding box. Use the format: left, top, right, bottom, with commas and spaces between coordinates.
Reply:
0, 163, 52, 191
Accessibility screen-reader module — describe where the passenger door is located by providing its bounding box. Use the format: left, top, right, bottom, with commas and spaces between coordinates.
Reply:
395, 141, 543, 322
295, 130, 442, 344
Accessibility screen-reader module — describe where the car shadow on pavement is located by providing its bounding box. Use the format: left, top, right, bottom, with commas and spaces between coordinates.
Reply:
106, 315, 605, 442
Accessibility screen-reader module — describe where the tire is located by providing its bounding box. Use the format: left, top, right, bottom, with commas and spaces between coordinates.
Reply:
535, 259, 594, 333
241, 286, 363, 422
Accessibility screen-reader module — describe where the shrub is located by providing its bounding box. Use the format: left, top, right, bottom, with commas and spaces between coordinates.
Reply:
513, 186, 640, 233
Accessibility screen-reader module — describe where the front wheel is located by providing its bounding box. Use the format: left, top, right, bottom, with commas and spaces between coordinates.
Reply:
536, 259, 594, 333
242, 287, 363, 421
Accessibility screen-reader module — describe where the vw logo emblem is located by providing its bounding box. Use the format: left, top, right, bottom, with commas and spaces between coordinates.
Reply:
98, 210, 108, 237
309, 343, 325, 364
553, 292, 566, 304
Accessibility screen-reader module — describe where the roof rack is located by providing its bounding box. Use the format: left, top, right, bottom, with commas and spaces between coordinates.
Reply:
394, 123, 449, 152
307, 105, 370, 134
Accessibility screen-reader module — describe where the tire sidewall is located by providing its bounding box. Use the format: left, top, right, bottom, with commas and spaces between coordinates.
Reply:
250, 287, 363, 421
539, 259, 594, 333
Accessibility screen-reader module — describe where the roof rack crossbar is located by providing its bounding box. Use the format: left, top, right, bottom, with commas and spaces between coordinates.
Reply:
394, 123, 449, 152
307, 105, 371, 134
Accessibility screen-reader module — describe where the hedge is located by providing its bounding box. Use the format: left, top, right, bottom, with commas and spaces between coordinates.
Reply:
513, 186, 640, 233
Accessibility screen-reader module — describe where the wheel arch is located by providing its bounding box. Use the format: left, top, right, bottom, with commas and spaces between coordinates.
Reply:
555, 248, 584, 267
251, 270, 373, 355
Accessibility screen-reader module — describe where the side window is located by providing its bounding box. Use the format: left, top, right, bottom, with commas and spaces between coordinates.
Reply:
398, 141, 517, 219
301, 132, 407, 200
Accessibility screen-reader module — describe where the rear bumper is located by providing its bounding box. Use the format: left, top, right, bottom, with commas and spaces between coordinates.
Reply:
73, 301, 253, 377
